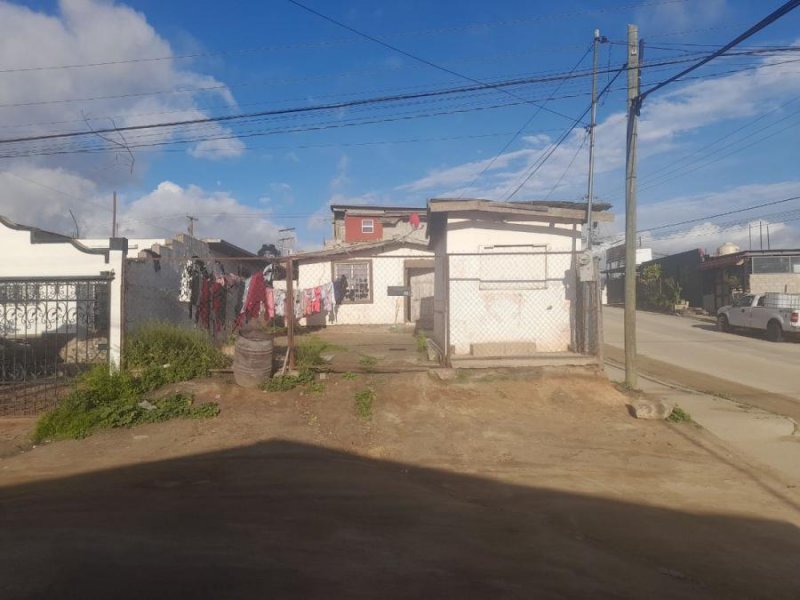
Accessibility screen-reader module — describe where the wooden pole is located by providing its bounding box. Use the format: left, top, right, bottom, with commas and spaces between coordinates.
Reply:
285, 258, 296, 370
624, 24, 640, 389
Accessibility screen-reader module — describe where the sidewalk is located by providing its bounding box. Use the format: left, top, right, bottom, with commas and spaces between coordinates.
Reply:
605, 363, 800, 487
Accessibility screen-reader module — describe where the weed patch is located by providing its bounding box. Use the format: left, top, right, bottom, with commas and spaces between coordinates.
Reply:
33, 367, 218, 443
416, 334, 427, 353
342, 372, 357, 381
34, 323, 226, 443
354, 388, 375, 419
296, 336, 339, 370
263, 370, 315, 392
359, 355, 379, 373
667, 406, 692, 423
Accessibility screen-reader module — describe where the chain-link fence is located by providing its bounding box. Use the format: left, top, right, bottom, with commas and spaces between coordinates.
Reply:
445, 249, 597, 358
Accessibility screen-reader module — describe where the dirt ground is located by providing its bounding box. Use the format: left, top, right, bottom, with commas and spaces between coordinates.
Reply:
1, 364, 799, 599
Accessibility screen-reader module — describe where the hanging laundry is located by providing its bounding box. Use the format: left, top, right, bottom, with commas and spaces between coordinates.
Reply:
274, 289, 286, 318
235, 271, 267, 328
211, 281, 226, 332
312, 287, 322, 314
409, 212, 421, 229
321, 282, 334, 313
333, 275, 348, 305
265, 288, 275, 319
179, 259, 194, 303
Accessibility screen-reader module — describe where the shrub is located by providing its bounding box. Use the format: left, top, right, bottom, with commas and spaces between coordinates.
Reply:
33, 366, 218, 443
264, 370, 315, 392
34, 323, 226, 443
667, 406, 692, 423
126, 322, 229, 388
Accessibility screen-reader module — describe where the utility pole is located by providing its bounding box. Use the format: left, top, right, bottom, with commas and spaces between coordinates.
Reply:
624, 24, 641, 389
766, 222, 771, 249
759, 221, 764, 250
112, 191, 117, 238
749, 223, 752, 250
187, 215, 198, 238
585, 28, 605, 249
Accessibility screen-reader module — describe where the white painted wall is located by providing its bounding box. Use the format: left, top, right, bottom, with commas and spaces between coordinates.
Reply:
436, 216, 581, 356
0, 219, 125, 366
296, 247, 433, 326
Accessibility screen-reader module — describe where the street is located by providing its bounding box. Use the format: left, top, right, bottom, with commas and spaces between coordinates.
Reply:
603, 307, 800, 419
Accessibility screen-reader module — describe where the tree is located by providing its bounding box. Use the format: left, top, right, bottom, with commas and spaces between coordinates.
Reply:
258, 243, 280, 257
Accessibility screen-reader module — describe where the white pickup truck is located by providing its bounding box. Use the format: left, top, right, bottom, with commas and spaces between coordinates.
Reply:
717, 293, 800, 342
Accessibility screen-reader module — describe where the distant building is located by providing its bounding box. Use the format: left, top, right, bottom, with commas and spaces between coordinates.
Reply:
603, 243, 653, 305
329, 204, 426, 245
700, 247, 800, 313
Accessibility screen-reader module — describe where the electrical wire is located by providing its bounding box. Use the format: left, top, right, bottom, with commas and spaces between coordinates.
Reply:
456, 44, 593, 197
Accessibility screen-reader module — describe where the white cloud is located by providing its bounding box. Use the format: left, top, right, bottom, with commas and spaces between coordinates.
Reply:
330, 154, 350, 191
399, 45, 800, 204
636, 0, 728, 33
0, 0, 243, 166
598, 181, 800, 256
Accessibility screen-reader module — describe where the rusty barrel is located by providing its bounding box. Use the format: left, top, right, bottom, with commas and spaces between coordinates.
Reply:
233, 329, 274, 388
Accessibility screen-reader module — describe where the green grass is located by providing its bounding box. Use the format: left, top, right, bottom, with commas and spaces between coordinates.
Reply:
359, 355, 379, 373
34, 323, 227, 443
667, 406, 692, 423
295, 335, 339, 370
263, 370, 315, 392
354, 388, 375, 419
416, 333, 427, 353
342, 372, 357, 380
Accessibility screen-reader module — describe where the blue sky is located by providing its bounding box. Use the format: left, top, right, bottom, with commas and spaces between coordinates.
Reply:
1, 0, 799, 253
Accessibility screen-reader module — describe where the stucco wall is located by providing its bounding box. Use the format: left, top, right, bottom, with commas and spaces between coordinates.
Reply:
442, 217, 580, 356
296, 247, 433, 326
749, 273, 800, 295
432, 232, 448, 352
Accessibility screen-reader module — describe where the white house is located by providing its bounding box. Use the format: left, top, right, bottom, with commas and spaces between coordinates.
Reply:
293, 239, 434, 328
426, 199, 613, 363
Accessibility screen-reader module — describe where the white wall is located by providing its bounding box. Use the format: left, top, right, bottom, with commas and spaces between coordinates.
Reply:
432, 232, 448, 352
441, 217, 580, 355
296, 247, 433, 326
0, 220, 125, 366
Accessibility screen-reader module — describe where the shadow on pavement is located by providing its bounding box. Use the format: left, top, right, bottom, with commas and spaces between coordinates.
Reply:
1, 440, 799, 599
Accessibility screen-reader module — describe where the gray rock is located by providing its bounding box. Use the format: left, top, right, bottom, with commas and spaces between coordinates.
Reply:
429, 368, 457, 381
632, 398, 675, 420
137, 400, 156, 411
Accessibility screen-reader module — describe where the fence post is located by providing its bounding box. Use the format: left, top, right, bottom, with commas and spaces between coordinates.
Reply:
285, 258, 296, 370
594, 257, 604, 363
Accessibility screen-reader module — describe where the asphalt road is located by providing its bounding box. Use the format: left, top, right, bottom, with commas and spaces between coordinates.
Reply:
603, 307, 800, 417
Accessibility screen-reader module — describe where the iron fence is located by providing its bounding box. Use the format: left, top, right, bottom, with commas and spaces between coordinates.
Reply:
0, 276, 111, 416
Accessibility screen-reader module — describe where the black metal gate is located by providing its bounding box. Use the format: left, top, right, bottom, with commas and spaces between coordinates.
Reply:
0, 276, 112, 416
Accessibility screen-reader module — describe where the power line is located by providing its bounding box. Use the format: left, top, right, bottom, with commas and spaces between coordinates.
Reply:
504, 65, 625, 200
457, 44, 593, 197
0, 0, 690, 74
640, 0, 800, 101
543, 131, 590, 201
287, 0, 584, 125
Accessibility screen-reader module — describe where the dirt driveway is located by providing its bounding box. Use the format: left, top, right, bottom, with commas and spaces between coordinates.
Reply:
1, 368, 799, 599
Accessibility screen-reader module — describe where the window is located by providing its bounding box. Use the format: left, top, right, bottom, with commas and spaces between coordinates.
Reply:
361, 219, 374, 234
751, 256, 800, 274
333, 261, 372, 303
